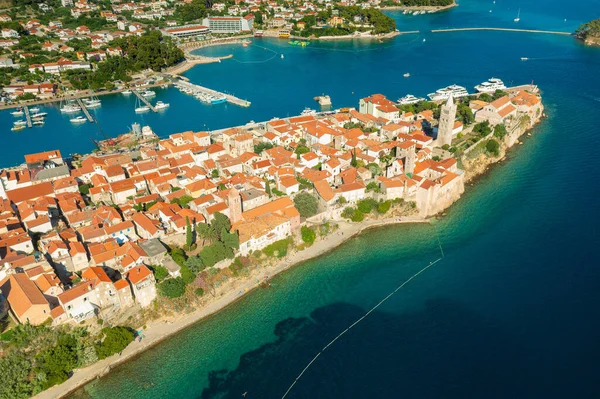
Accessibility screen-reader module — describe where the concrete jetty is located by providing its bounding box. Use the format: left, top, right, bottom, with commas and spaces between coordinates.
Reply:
23, 105, 32, 128
431, 27, 572, 36
76, 99, 94, 122
132, 90, 157, 112
174, 80, 251, 107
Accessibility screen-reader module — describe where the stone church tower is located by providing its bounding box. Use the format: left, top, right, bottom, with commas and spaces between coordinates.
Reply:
437, 95, 457, 147
228, 188, 242, 223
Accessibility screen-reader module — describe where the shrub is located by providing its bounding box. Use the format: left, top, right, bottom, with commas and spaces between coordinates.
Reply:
94, 326, 135, 360
150, 265, 169, 282
486, 139, 500, 156
377, 200, 392, 214
170, 247, 187, 267
493, 123, 508, 139
357, 198, 377, 214
342, 207, 364, 222
158, 277, 186, 298
301, 226, 316, 245
194, 288, 205, 296
180, 265, 196, 284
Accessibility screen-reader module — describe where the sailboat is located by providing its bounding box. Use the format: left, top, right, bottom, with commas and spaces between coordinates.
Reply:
135, 97, 150, 113
514, 8, 521, 22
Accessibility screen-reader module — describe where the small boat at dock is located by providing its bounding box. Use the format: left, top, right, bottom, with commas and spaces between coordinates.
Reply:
30, 107, 40, 113
11, 109, 23, 117
33, 120, 45, 126
122, 90, 132, 95
155, 101, 170, 110
141, 90, 156, 98
11, 125, 26, 131
14, 120, 27, 126
70, 116, 87, 123
210, 95, 227, 105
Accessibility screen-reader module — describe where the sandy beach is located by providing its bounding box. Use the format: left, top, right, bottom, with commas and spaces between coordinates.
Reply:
34, 215, 428, 399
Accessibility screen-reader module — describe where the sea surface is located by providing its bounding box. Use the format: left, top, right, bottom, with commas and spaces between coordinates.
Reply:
35, 0, 600, 397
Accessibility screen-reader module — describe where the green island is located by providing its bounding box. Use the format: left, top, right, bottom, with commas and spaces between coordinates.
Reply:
575, 18, 600, 45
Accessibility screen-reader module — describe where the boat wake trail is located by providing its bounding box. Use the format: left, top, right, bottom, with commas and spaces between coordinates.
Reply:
281, 235, 445, 398
231, 44, 279, 64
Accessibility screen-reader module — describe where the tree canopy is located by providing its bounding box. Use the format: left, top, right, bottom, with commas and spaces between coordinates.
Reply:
293, 192, 319, 218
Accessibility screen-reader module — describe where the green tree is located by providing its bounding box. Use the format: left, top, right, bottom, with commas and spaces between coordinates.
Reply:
493, 123, 508, 139
293, 192, 319, 218
357, 198, 377, 214
196, 223, 218, 246
185, 217, 193, 250
158, 277, 187, 298
301, 226, 316, 245
457, 103, 474, 125
221, 228, 239, 250
150, 265, 169, 282
199, 242, 234, 267
486, 139, 500, 156
254, 142, 273, 154
351, 149, 358, 167
185, 255, 205, 274
180, 265, 196, 284
211, 169, 219, 178
366, 181, 381, 193
212, 212, 231, 240
473, 121, 492, 137
170, 247, 187, 267
94, 327, 135, 360
265, 179, 272, 198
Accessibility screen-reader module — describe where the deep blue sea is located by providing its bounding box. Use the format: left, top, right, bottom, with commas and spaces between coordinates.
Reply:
33, 0, 600, 397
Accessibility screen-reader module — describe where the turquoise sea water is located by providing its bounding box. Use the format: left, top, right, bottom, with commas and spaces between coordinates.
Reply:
26, 0, 600, 397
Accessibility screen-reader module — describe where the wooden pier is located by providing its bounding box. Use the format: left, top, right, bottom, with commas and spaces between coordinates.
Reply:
76, 98, 94, 122
174, 80, 251, 107
23, 105, 32, 128
132, 90, 157, 112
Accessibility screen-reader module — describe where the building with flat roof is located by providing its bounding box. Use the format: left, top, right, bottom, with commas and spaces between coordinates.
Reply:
202, 15, 254, 33
162, 25, 210, 40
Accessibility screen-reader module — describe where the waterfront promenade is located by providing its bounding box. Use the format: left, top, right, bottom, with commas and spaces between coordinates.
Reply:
34, 216, 428, 399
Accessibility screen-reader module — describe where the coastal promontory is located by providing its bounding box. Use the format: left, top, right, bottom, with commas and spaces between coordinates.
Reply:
575, 18, 600, 46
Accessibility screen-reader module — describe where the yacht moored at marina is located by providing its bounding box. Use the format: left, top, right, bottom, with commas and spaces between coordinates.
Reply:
11, 125, 26, 131
398, 94, 426, 105
155, 101, 170, 110
427, 84, 469, 101
122, 90, 132, 95
70, 116, 87, 123
135, 105, 150, 113
141, 90, 156, 98
29, 107, 40, 113
60, 103, 81, 113
84, 97, 102, 108
33, 120, 45, 126
474, 77, 507, 93
13, 120, 27, 126
31, 112, 48, 118
301, 108, 317, 116
11, 110, 23, 117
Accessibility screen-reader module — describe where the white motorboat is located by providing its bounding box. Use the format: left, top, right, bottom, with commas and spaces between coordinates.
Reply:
474, 77, 507, 93
403, 73, 411, 78
84, 97, 101, 108
141, 90, 156, 98
427, 84, 469, 101
70, 116, 87, 123
14, 120, 27, 126
398, 94, 426, 105
11, 109, 23, 117
122, 90, 132, 95
300, 108, 317, 116
30, 107, 40, 113
33, 120, 45, 126
11, 125, 26, 131
60, 103, 81, 113
155, 101, 170, 110
31, 112, 48, 118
